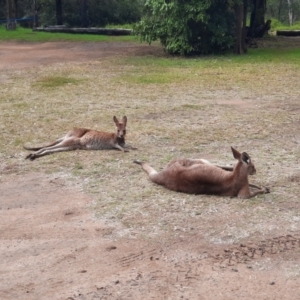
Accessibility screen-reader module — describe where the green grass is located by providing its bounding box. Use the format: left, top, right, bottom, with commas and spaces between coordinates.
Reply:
276, 23, 300, 31
0, 25, 137, 42
270, 19, 300, 31
122, 44, 300, 70
33, 76, 83, 88
118, 37, 300, 84
118, 46, 300, 85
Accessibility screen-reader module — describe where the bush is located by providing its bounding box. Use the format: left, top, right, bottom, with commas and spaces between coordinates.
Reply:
269, 18, 284, 31
134, 0, 236, 55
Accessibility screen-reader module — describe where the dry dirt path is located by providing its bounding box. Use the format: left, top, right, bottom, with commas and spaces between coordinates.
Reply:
1, 173, 300, 300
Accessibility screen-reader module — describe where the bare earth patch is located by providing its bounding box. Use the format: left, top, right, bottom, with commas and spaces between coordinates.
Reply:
0, 40, 300, 299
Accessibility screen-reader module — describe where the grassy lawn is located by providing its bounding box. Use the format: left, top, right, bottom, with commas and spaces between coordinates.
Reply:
0, 30, 299, 243
0, 25, 137, 42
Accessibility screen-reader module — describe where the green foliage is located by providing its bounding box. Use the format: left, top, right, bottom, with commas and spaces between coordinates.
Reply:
267, 0, 300, 25
269, 18, 300, 31
134, 0, 237, 55
269, 18, 284, 31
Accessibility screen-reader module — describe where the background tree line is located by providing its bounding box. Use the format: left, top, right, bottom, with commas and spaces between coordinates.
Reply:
1, 0, 299, 27
267, 0, 300, 26
1, 0, 299, 55
0, 0, 144, 27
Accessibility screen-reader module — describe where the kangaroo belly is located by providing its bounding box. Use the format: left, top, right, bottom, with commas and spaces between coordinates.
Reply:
159, 165, 233, 196
79, 132, 116, 150
178, 183, 231, 195
82, 139, 114, 150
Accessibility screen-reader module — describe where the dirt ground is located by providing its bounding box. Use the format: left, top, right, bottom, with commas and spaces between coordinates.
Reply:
1, 41, 300, 300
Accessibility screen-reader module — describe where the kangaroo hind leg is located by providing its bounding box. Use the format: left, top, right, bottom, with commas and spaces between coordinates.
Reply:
26, 137, 80, 160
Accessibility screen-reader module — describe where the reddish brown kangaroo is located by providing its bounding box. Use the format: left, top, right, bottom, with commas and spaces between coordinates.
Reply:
134, 147, 269, 199
24, 116, 136, 160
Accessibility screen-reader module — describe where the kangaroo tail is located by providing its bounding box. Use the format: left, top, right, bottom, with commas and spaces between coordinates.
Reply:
23, 139, 62, 151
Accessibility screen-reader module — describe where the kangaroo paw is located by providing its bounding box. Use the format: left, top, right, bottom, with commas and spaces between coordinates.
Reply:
133, 160, 143, 165
26, 154, 36, 160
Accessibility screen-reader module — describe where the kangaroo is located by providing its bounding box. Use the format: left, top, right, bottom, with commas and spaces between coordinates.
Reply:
24, 116, 136, 160
134, 147, 269, 199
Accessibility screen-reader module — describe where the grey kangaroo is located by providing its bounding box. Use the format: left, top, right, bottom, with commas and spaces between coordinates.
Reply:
134, 147, 269, 199
24, 116, 136, 160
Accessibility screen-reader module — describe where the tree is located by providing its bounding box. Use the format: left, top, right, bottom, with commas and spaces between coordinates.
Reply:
55, 0, 62, 25
135, 0, 238, 55
135, 0, 256, 55
234, 1, 247, 54
267, 0, 300, 25
6, 0, 17, 29
80, 0, 88, 27
248, 0, 268, 37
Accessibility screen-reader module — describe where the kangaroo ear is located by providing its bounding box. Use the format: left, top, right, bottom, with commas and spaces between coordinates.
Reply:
241, 152, 250, 164
122, 116, 127, 125
231, 147, 241, 160
113, 116, 119, 125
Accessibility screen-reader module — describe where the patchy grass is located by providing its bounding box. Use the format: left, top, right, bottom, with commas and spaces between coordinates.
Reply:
33, 76, 84, 89
0, 36, 300, 245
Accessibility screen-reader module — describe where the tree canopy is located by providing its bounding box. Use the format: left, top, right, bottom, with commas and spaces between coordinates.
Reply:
134, 0, 273, 55
135, 0, 236, 55
134, 0, 300, 55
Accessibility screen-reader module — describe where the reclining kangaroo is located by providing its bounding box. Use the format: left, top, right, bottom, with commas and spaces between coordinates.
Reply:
24, 116, 136, 160
134, 147, 269, 199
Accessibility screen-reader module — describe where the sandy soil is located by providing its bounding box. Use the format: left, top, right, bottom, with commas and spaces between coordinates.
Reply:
1, 41, 300, 300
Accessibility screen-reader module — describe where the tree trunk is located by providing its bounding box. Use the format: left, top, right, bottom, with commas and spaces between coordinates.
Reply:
234, 1, 247, 54
249, 0, 266, 37
278, 0, 284, 20
80, 0, 89, 28
32, 0, 37, 28
287, 0, 293, 26
242, 2, 248, 52
6, 0, 17, 30
56, 0, 63, 25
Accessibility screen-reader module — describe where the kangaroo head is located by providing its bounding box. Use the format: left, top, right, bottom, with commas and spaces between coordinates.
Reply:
113, 116, 127, 139
231, 147, 256, 175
